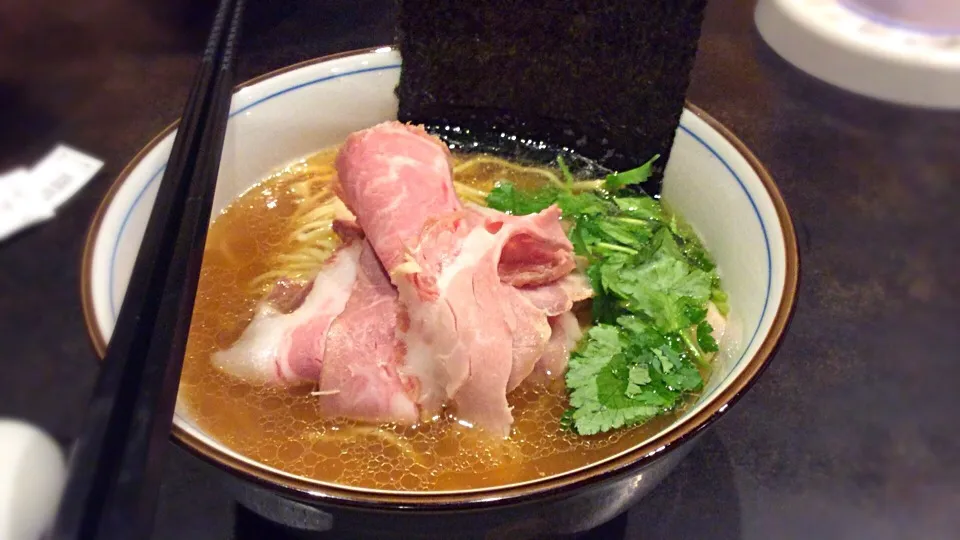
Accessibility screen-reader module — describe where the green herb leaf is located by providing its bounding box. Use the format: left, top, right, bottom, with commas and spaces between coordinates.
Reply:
596, 355, 639, 408
595, 217, 653, 250
486, 181, 560, 215
606, 256, 712, 332
628, 364, 652, 387
565, 325, 624, 398
604, 154, 659, 191
662, 360, 703, 392
569, 400, 661, 436
557, 155, 574, 187
568, 221, 590, 256
613, 196, 663, 221
484, 156, 724, 437
557, 192, 611, 217
696, 321, 719, 353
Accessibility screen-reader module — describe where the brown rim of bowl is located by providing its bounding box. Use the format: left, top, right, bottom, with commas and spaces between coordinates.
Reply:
80, 45, 800, 511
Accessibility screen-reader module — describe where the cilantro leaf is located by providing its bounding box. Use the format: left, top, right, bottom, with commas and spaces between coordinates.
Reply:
483, 154, 724, 437
696, 321, 719, 353
627, 364, 651, 387
557, 192, 611, 217
596, 355, 639, 409
587, 264, 619, 324
652, 227, 684, 260
605, 256, 713, 332
595, 217, 653, 250
616, 315, 665, 346
662, 361, 703, 392
486, 181, 560, 215
653, 346, 678, 373
604, 154, 659, 191
683, 303, 708, 326
568, 220, 591, 256
569, 400, 661, 436
565, 325, 623, 398
557, 155, 574, 186
565, 327, 664, 435
613, 196, 663, 222
576, 218, 606, 247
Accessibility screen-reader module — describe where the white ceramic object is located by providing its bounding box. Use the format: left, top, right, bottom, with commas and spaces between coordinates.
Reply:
0, 420, 66, 540
79, 47, 798, 533
755, 0, 960, 109
842, 0, 960, 34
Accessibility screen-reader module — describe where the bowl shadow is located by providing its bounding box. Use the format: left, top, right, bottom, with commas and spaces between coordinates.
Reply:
231, 431, 741, 540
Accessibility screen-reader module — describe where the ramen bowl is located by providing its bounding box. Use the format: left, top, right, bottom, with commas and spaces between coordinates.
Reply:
81, 47, 798, 537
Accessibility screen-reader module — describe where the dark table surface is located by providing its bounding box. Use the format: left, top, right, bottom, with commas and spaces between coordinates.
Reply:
2, 1, 959, 539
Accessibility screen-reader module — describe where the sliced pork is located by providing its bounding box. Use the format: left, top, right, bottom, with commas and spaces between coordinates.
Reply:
212, 241, 363, 385
528, 311, 583, 384
316, 242, 418, 424
393, 210, 574, 433
517, 271, 594, 317
335, 122, 460, 271
215, 121, 590, 434
213, 236, 418, 425
336, 121, 580, 436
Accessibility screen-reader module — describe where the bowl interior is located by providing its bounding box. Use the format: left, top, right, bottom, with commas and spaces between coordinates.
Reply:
84, 47, 791, 495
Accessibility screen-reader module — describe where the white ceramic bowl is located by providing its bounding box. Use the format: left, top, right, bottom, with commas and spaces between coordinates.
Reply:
81, 47, 798, 536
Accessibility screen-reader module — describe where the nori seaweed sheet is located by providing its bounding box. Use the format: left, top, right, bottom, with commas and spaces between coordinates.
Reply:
396, 0, 708, 195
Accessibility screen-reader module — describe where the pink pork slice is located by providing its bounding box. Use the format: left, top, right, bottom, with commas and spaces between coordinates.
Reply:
212, 236, 418, 425
316, 241, 418, 424
528, 311, 584, 385
211, 241, 363, 385
335, 122, 460, 272
395, 208, 573, 433
336, 121, 580, 436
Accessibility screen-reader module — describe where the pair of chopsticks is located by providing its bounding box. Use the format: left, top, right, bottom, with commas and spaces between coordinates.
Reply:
49, 0, 246, 538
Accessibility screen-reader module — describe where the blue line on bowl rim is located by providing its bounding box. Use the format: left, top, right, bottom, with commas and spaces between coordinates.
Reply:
107, 64, 401, 317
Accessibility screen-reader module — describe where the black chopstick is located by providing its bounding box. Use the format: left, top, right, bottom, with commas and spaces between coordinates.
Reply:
49, 0, 245, 538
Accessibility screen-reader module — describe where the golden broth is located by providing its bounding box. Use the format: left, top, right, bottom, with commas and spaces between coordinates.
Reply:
179, 147, 680, 491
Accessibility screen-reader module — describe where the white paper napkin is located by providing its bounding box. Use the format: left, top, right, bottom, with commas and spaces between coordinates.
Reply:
0, 145, 104, 242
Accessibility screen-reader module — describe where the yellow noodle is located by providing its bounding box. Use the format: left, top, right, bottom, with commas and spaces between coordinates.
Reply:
275, 250, 331, 264
249, 272, 293, 291
291, 222, 335, 237
287, 179, 312, 198
454, 156, 564, 188
293, 200, 341, 222
570, 179, 605, 192
453, 182, 490, 204
248, 158, 507, 295
453, 180, 490, 198
291, 187, 335, 218
291, 221, 336, 233
248, 176, 341, 291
